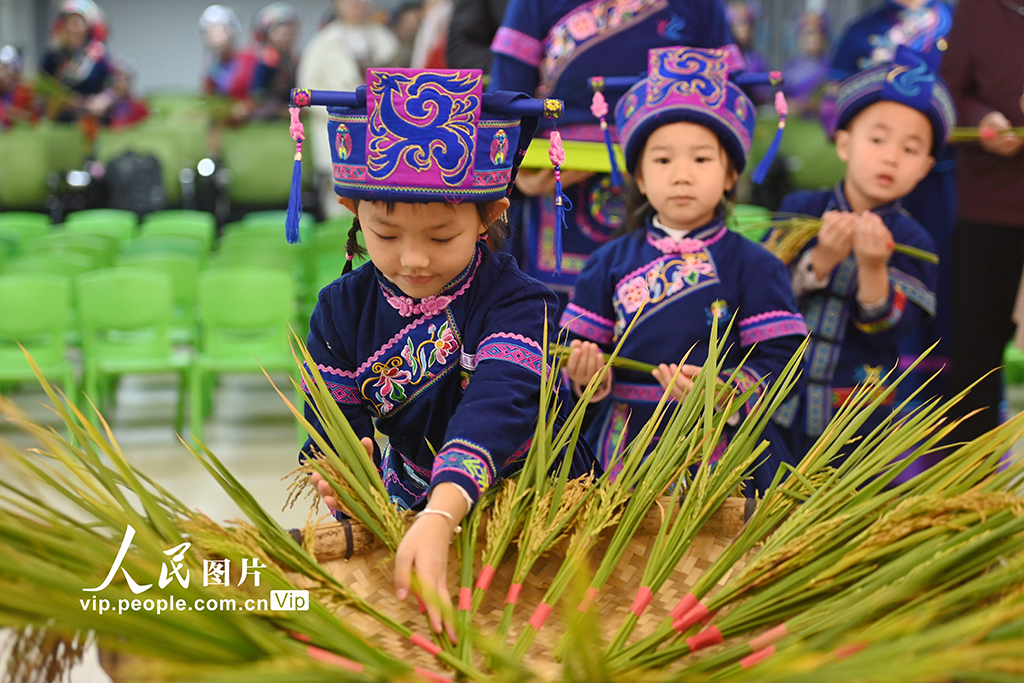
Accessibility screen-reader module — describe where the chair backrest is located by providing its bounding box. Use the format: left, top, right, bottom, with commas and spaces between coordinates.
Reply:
64, 220, 136, 248
114, 252, 200, 312
77, 268, 174, 360
120, 235, 205, 260
312, 253, 351, 293
208, 247, 294, 273
198, 267, 295, 360
23, 232, 112, 268
65, 209, 139, 231
0, 227, 21, 258
141, 220, 215, 252
0, 212, 52, 242
0, 274, 71, 368
5, 252, 95, 280
242, 210, 316, 231
143, 210, 216, 231
219, 123, 299, 205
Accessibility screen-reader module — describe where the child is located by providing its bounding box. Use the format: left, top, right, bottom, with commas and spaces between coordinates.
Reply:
289, 70, 597, 639
772, 46, 946, 456
562, 46, 808, 494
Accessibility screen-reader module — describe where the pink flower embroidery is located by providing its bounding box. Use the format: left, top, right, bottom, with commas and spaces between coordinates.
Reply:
375, 364, 411, 403
650, 235, 705, 254
565, 10, 598, 41
385, 292, 453, 318
618, 276, 649, 314
432, 325, 458, 364
679, 254, 714, 279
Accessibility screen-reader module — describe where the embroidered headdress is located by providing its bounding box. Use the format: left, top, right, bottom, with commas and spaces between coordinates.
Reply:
592, 45, 786, 185
834, 45, 954, 153
284, 68, 563, 243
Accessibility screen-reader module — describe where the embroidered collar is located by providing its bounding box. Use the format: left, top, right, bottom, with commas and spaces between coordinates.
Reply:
377, 245, 483, 318
830, 182, 903, 218
646, 216, 727, 254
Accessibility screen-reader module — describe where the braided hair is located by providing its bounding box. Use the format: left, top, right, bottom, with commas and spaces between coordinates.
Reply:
341, 216, 366, 275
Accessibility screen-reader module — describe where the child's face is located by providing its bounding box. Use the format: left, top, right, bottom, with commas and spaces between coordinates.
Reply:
356, 201, 493, 299
836, 101, 935, 210
635, 122, 736, 233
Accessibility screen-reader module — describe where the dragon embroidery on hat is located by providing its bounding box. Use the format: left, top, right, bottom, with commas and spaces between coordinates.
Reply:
367, 70, 481, 187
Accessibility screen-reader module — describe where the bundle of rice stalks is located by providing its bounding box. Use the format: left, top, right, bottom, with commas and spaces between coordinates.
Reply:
1, 330, 1022, 683
949, 126, 1024, 143
757, 214, 939, 266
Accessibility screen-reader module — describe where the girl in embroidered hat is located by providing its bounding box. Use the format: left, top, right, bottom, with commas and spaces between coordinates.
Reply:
561, 46, 807, 495
289, 71, 598, 642
772, 46, 944, 463
40, 0, 114, 122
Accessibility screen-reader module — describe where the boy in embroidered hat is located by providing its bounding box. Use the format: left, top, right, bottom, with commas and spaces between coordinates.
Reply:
288, 70, 597, 640
772, 45, 946, 458
561, 46, 807, 494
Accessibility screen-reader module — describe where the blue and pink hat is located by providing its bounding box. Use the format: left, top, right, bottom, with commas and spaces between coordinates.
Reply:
285, 69, 562, 237
591, 46, 785, 185
834, 45, 954, 153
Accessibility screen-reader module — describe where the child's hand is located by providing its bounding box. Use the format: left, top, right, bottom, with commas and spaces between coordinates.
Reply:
852, 211, 894, 272
394, 483, 466, 643
311, 437, 374, 514
651, 363, 701, 401
978, 110, 1024, 158
565, 339, 607, 389
811, 211, 857, 278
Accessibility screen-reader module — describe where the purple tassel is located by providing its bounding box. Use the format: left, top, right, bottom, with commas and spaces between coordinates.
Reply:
591, 91, 623, 190
550, 130, 572, 274
752, 92, 788, 186
286, 106, 305, 244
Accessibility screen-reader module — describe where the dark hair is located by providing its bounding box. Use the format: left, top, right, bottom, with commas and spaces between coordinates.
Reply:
617, 141, 738, 239
342, 200, 508, 274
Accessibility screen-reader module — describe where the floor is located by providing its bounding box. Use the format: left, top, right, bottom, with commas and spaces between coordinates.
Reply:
0, 372, 316, 683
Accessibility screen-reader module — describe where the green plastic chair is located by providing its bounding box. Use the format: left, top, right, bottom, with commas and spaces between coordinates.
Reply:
1003, 343, 1024, 386
77, 267, 190, 430
242, 211, 316, 231
189, 267, 297, 440
65, 219, 136, 252
65, 209, 139, 231
144, 210, 216, 232
115, 253, 201, 344
141, 220, 215, 253
220, 122, 305, 206
728, 204, 773, 243
5, 252, 95, 279
0, 227, 21, 258
0, 128, 51, 209
120, 235, 206, 263
0, 212, 52, 242
0, 274, 76, 399
24, 232, 113, 268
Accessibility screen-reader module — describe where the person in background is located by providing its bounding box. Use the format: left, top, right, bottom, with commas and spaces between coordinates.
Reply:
410, 0, 452, 69
389, 2, 425, 68
826, 0, 955, 430
782, 11, 830, 119
251, 3, 300, 120
298, 0, 400, 218
101, 58, 148, 129
40, 0, 114, 123
488, 0, 733, 308
726, 0, 770, 105
941, 0, 1024, 444
200, 4, 258, 123
0, 46, 37, 129
445, 0, 507, 71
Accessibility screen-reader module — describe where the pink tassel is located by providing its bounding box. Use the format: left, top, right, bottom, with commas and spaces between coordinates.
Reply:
751, 92, 788, 185
550, 130, 571, 275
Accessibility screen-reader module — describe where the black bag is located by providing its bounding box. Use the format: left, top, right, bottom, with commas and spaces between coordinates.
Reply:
105, 151, 165, 215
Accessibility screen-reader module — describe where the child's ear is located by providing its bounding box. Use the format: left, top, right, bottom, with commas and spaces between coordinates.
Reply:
723, 166, 739, 193
917, 154, 936, 184
835, 130, 851, 163
633, 166, 646, 196
482, 197, 510, 232
338, 197, 358, 215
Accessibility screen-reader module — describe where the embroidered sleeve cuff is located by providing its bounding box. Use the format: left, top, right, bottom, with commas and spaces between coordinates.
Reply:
738, 311, 808, 347
490, 27, 544, 67
302, 362, 361, 404
560, 303, 615, 345
430, 440, 497, 506
474, 333, 545, 376
791, 251, 830, 297
853, 287, 907, 334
